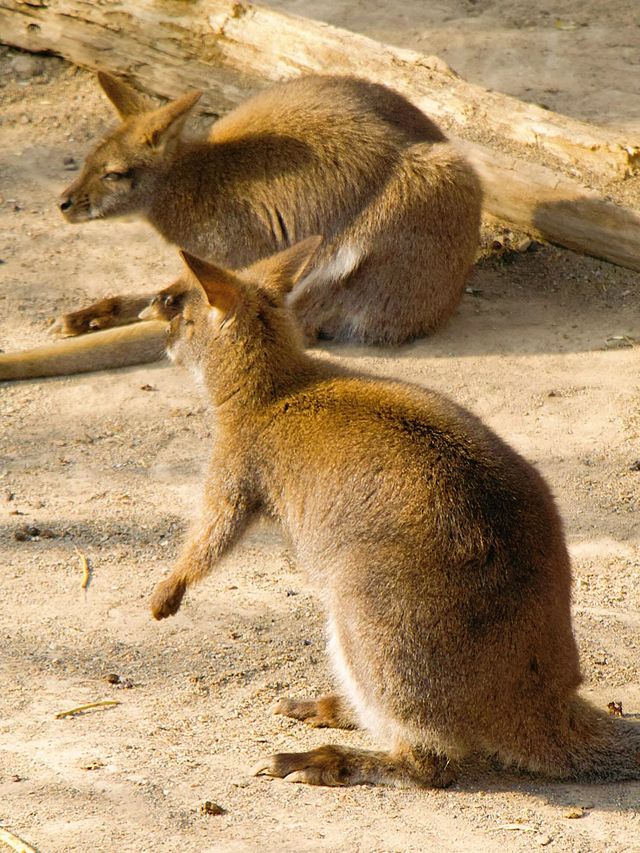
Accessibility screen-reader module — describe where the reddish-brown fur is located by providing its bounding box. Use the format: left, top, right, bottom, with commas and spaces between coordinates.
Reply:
58, 73, 481, 346
50, 294, 152, 336
0, 73, 481, 380
0, 71, 483, 382
145, 239, 640, 788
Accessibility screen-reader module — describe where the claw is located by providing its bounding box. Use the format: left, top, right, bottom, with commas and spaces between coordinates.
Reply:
252, 757, 306, 782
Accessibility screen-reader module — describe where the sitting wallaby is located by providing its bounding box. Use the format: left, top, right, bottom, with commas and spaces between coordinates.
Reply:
146, 238, 640, 787
0, 73, 482, 380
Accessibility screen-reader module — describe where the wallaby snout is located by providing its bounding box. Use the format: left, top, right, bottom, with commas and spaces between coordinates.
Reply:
58, 178, 92, 223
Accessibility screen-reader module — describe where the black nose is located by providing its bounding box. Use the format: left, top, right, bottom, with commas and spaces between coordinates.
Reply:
59, 197, 73, 212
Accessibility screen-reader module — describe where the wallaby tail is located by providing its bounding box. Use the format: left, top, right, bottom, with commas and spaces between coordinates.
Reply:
560, 696, 640, 782
0, 321, 167, 381
507, 695, 640, 782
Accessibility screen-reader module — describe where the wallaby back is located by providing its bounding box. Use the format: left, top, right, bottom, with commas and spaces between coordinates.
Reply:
146, 243, 640, 786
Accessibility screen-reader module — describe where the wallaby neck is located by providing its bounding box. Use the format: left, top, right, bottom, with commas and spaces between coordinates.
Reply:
205, 345, 326, 422
145, 143, 224, 256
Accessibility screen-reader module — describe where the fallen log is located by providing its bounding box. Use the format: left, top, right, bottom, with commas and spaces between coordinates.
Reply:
457, 141, 640, 273
1, 0, 640, 271
1, 0, 637, 181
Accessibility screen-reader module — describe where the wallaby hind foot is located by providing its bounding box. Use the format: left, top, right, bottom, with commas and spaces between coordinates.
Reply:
50, 294, 152, 337
273, 695, 358, 730
254, 743, 456, 788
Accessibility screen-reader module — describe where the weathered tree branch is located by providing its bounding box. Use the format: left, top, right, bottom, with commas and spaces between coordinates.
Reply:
1, 0, 640, 271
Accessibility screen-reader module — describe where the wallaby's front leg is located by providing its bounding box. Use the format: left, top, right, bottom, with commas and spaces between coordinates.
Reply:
150, 476, 252, 620
51, 294, 152, 337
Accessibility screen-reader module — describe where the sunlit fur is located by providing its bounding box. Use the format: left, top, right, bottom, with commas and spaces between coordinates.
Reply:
147, 240, 640, 788
59, 72, 482, 345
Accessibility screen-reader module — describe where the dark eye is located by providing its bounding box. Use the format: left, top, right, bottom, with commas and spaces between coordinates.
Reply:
103, 170, 132, 182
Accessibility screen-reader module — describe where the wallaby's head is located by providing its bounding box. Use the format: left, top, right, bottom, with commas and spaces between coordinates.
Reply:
59, 73, 201, 223
141, 237, 322, 400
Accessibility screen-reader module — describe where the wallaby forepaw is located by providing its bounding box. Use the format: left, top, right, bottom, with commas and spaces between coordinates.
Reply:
273, 695, 356, 729
150, 578, 186, 620
50, 311, 102, 337
272, 697, 313, 719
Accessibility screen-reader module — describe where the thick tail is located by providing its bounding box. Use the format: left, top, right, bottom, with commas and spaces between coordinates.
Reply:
505, 695, 640, 782
560, 696, 640, 781
0, 321, 168, 381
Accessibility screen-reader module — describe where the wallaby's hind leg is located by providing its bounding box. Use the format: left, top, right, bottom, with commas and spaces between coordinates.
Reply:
51, 294, 152, 337
254, 742, 456, 788
273, 694, 358, 730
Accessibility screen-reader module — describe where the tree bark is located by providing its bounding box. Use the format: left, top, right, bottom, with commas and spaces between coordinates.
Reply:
1, 0, 640, 271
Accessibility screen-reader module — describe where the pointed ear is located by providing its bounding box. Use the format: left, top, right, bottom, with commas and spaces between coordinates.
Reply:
254, 236, 323, 293
180, 251, 240, 315
97, 71, 150, 119
142, 91, 202, 151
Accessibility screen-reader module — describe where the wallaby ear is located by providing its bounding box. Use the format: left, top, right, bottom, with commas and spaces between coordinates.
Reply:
253, 236, 323, 293
180, 251, 240, 316
97, 71, 150, 119
142, 91, 203, 151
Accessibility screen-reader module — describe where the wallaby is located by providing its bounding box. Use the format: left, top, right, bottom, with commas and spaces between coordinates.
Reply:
146, 238, 640, 787
0, 72, 482, 381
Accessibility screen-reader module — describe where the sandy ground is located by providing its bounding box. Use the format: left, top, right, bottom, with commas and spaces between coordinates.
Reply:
1, 2, 639, 851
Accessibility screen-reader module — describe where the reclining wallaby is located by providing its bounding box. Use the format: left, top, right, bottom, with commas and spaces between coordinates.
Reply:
147, 237, 640, 787
0, 73, 482, 380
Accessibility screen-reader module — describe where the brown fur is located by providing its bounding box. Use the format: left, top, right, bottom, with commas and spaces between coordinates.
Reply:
64, 72, 480, 344
146, 239, 640, 788
0, 321, 167, 380
50, 294, 152, 337
273, 695, 357, 730
0, 71, 482, 382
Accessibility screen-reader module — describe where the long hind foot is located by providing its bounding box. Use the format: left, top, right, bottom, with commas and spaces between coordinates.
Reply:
273, 694, 357, 729
254, 743, 456, 788
50, 294, 151, 337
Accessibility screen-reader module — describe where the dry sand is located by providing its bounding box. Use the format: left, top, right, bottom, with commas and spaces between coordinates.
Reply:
1, 2, 639, 851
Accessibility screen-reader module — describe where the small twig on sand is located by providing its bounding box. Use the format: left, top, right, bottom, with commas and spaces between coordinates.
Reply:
55, 700, 120, 719
0, 826, 38, 853
75, 548, 91, 590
